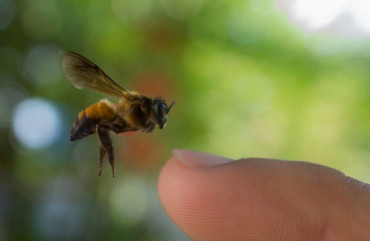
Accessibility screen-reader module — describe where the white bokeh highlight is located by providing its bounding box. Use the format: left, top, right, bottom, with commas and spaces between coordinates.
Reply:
351, 0, 370, 33
292, 0, 347, 30
278, 0, 370, 36
12, 98, 61, 149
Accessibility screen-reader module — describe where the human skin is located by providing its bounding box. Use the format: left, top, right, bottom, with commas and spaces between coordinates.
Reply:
158, 150, 370, 241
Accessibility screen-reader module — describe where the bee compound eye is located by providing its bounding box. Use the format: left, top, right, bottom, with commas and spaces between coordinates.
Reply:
161, 103, 167, 110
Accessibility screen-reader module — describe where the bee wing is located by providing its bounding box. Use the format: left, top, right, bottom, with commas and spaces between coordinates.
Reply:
61, 51, 136, 100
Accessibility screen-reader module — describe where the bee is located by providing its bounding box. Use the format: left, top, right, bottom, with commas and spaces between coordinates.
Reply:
61, 51, 175, 177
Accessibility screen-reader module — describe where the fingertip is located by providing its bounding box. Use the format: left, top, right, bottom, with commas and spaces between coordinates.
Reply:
171, 149, 234, 167
158, 154, 356, 241
158, 156, 183, 203
158, 155, 206, 214
158, 150, 235, 210
158, 153, 256, 240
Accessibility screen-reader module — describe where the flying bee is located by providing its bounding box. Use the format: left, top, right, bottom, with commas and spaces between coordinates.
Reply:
61, 51, 175, 177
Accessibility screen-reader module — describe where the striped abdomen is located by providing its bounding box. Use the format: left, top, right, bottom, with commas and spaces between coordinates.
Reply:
70, 100, 116, 142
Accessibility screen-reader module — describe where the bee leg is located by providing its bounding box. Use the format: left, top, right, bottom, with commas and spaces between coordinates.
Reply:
98, 145, 106, 176
143, 121, 155, 133
107, 146, 115, 178
111, 116, 130, 134
97, 128, 115, 178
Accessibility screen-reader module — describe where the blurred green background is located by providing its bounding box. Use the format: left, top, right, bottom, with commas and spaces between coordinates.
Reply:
1, 0, 370, 240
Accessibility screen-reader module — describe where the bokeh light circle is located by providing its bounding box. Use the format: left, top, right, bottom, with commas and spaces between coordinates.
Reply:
24, 44, 61, 87
0, 0, 16, 31
351, 0, 370, 33
110, 176, 149, 227
12, 98, 61, 149
111, 0, 151, 21
162, 0, 205, 20
21, 1, 62, 40
278, 0, 370, 36
0, 86, 25, 127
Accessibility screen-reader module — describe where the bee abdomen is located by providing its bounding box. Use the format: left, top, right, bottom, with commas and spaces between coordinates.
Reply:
70, 110, 97, 142
70, 100, 117, 142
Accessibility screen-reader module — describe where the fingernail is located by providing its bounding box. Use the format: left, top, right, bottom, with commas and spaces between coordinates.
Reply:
172, 149, 234, 167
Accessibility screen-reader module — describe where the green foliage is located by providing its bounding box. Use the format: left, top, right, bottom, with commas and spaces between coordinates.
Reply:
1, 0, 370, 240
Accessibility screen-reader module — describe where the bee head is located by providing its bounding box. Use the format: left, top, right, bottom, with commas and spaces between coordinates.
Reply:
152, 98, 175, 129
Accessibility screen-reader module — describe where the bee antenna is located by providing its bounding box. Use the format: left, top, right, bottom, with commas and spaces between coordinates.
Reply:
167, 101, 175, 113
